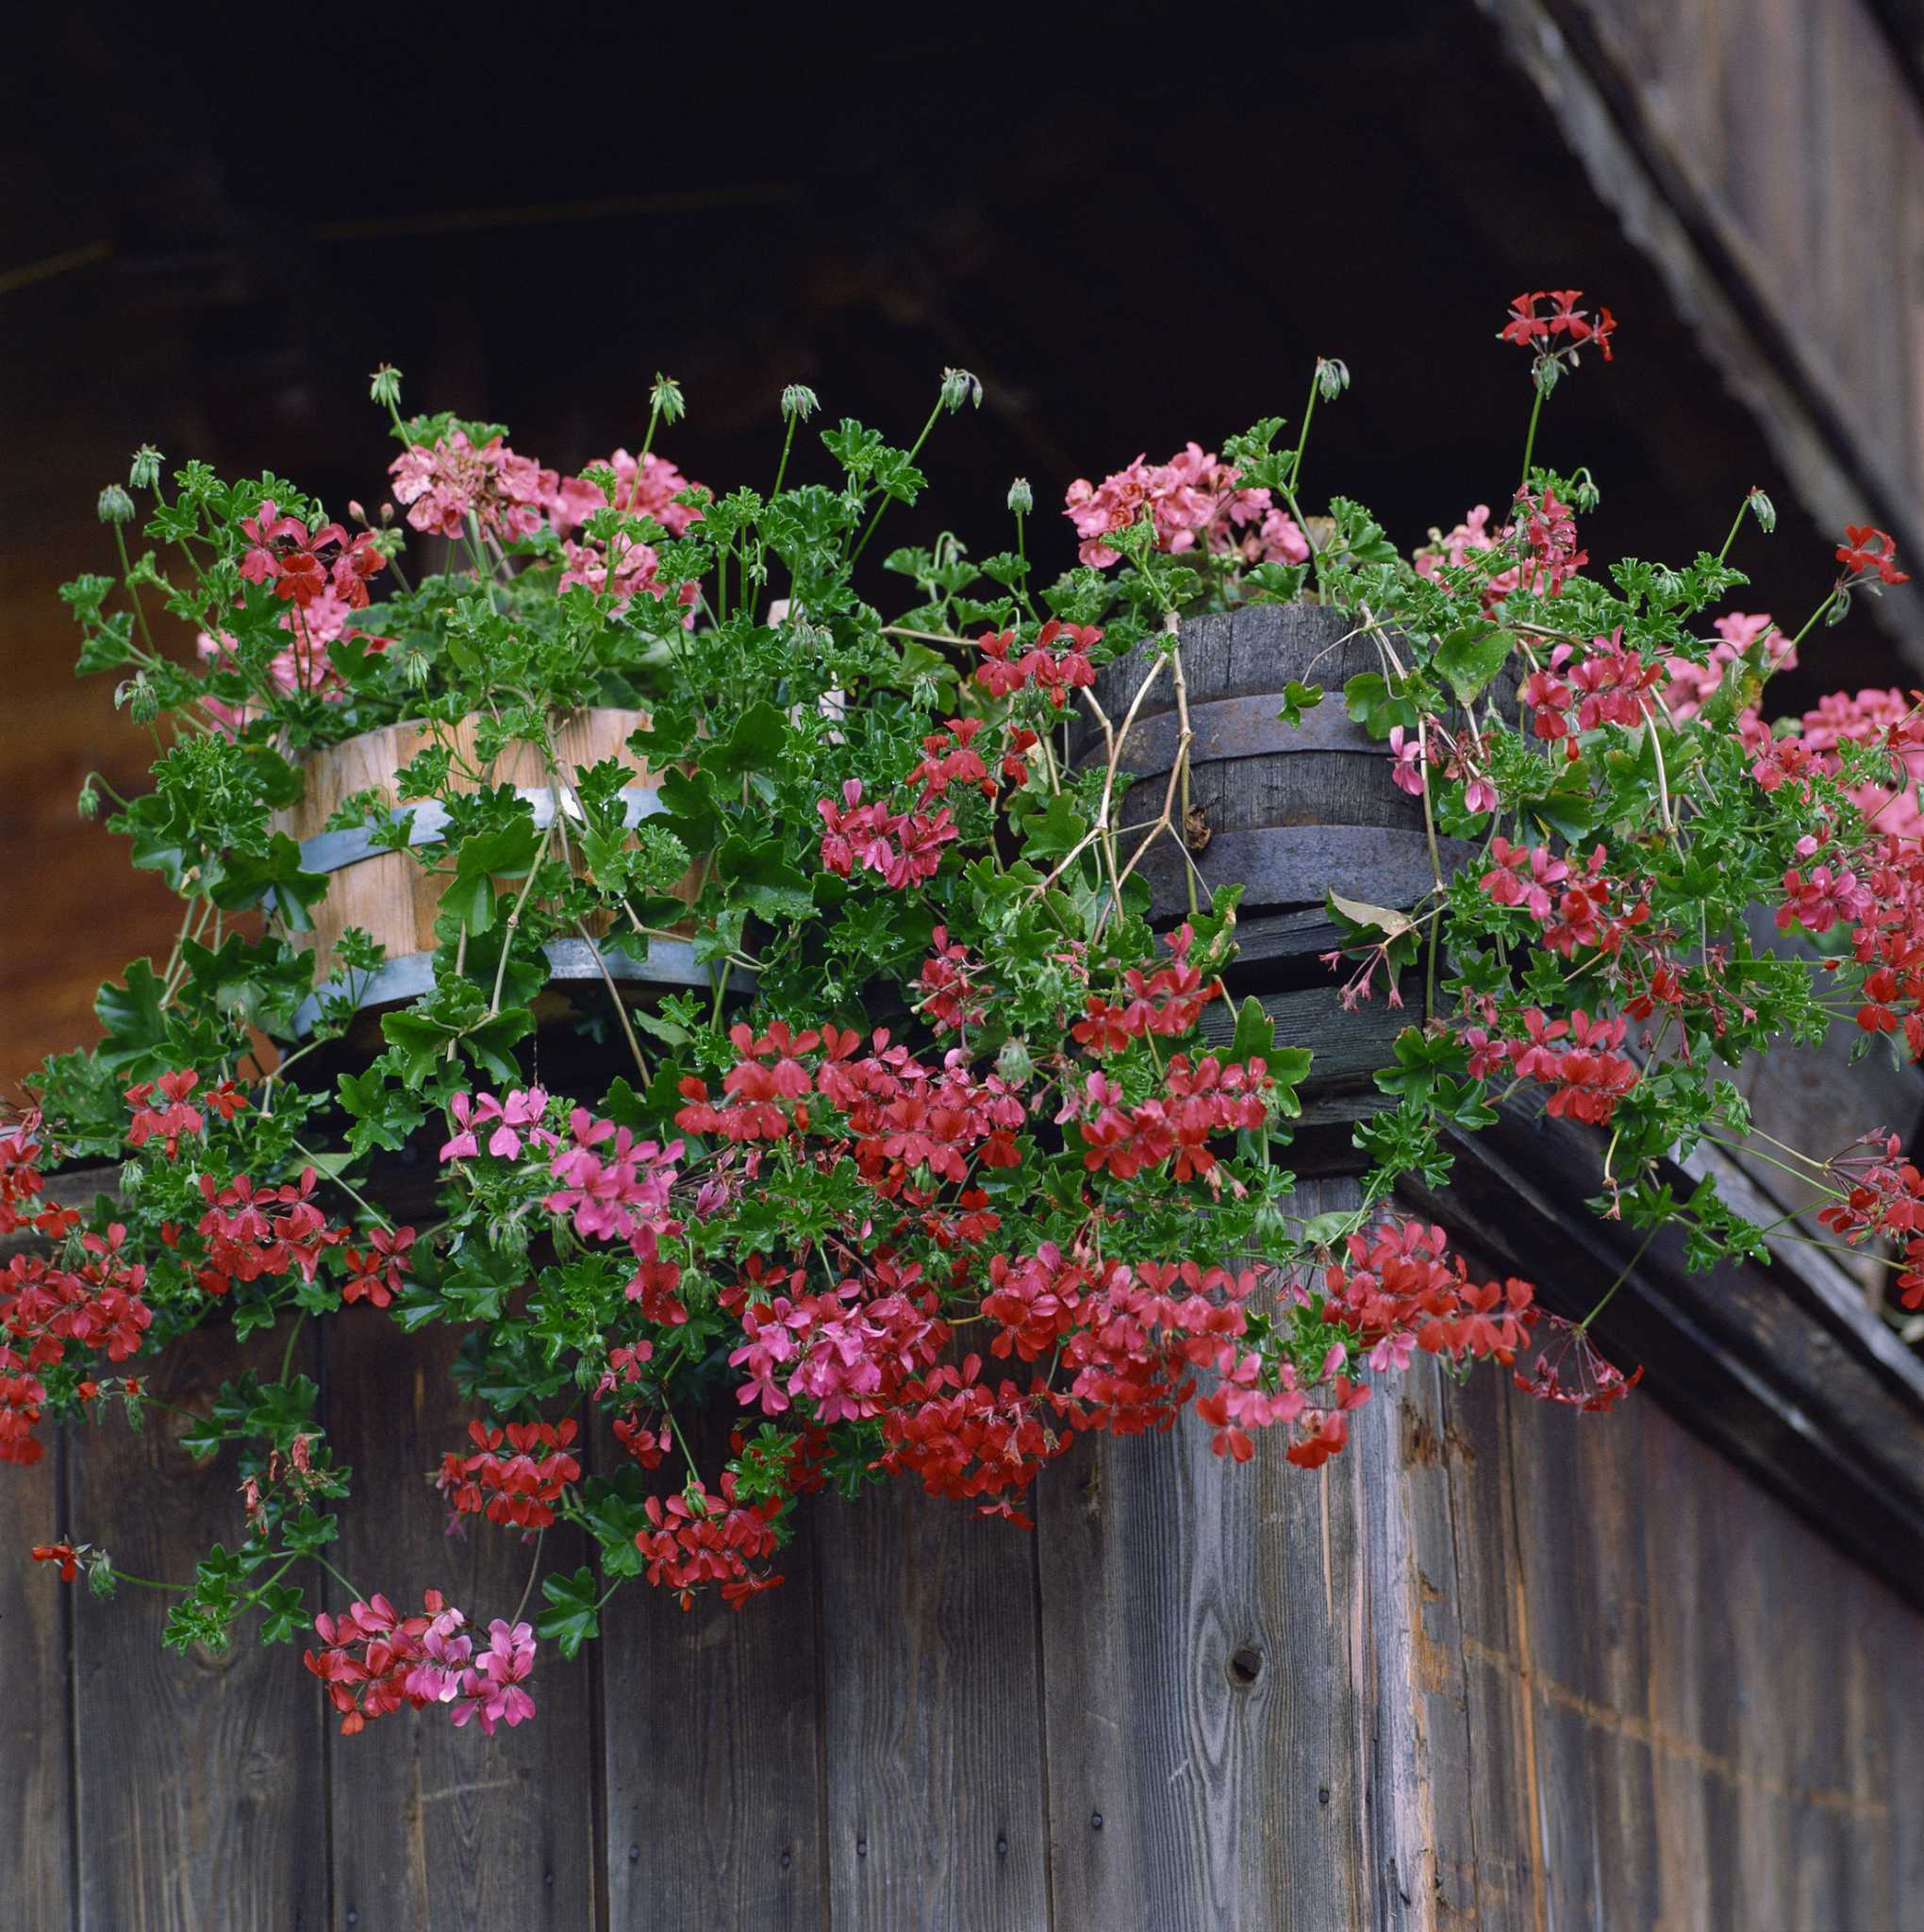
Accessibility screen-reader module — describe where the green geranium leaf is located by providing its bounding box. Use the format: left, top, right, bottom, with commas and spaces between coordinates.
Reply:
1433, 625, 1518, 706
536, 1566, 602, 1660
94, 958, 169, 1074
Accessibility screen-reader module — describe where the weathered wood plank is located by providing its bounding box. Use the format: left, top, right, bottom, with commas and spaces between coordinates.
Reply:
1569, 0, 1924, 524
1350, 1357, 1484, 1927
0, 1437, 75, 1932
1398, 1102, 1924, 1600
1480, 0, 1924, 663
1631, 1385, 1726, 1932
1433, 1374, 1546, 1932
1441, 1317, 1915, 1932
68, 1320, 329, 1932
1035, 1176, 1370, 1932
814, 1477, 1050, 1931
600, 1404, 826, 1932
1503, 1361, 1664, 1931
323, 1313, 598, 1932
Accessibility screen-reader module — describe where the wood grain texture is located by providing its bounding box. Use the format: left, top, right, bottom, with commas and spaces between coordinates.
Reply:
600, 1407, 826, 1932
813, 1478, 1051, 1931
1036, 1177, 1371, 1932
323, 1313, 599, 1932
274, 708, 659, 983
67, 1321, 329, 1932
0, 1439, 75, 1932
1438, 1340, 1917, 1932
1483, 0, 1924, 662
1567, 0, 1924, 529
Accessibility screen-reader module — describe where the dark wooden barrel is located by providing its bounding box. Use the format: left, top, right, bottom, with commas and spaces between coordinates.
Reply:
1073, 602, 1471, 929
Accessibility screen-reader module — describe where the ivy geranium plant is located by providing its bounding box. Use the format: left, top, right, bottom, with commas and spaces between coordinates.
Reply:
7, 293, 1922, 1738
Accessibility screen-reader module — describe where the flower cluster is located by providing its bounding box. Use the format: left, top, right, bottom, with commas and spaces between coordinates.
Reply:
125, 1069, 244, 1158
437, 1419, 583, 1530
2, 1226, 153, 1368
1816, 1134, 1924, 1308
973, 620, 1102, 706
1515, 1315, 1643, 1410
1662, 610, 1797, 722
0, 1113, 78, 1245
1835, 524, 1911, 589
239, 500, 386, 609
547, 448, 705, 540
815, 778, 958, 889
195, 1169, 345, 1299
1064, 441, 1308, 570
637, 1479, 784, 1610
304, 1590, 537, 1736
389, 430, 554, 541
195, 593, 392, 734
1322, 1218, 1536, 1376
1498, 288, 1617, 367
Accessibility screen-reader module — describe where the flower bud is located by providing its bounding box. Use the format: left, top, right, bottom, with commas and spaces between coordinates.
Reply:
1747, 487, 1778, 535
939, 367, 983, 412
1315, 357, 1351, 403
651, 373, 688, 425
97, 484, 135, 525
127, 445, 163, 491
1006, 477, 1033, 515
75, 778, 100, 821
368, 363, 404, 408
996, 1037, 1033, 1087
116, 674, 158, 723
781, 384, 820, 423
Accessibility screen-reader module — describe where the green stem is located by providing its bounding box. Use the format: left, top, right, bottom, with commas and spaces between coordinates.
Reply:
1517, 382, 1548, 496
489, 824, 555, 1019
510, 1525, 545, 1626
112, 525, 159, 657
849, 397, 945, 568
313, 1554, 364, 1603
1786, 587, 1841, 652
1580, 1224, 1661, 1330
289, 1143, 391, 1229
108, 1568, 190, 1593
275, 1311, 307, 1386
572, 919, 650, 1085
771, 411, 799, 500
1285, 364, 1321, 495
1716, 497, 1749, 566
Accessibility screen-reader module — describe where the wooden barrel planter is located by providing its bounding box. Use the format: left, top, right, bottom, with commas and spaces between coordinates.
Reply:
1072, 602, 1473, 939
271, 707, 722, 1038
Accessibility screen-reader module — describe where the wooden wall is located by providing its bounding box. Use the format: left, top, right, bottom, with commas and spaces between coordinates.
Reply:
3, 1174, 1917, 1931
1490, 0, 1924, 658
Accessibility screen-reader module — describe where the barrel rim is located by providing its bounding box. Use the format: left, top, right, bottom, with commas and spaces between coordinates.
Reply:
297, 783, 665, 875
290, 935, 745, 1036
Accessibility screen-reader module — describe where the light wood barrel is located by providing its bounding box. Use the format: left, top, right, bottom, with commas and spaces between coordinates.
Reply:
273, 708, 713, 1031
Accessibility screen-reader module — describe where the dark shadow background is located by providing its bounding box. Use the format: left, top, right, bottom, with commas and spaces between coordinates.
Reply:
2, 2, 1893, 1087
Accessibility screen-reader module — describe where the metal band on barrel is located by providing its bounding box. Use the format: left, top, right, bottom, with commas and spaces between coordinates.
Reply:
296, 784, 666, 876
290, 934, 742, 1036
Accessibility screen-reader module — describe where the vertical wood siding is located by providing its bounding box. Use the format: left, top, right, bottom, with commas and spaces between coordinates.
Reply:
6, 1280, 1917, 1930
